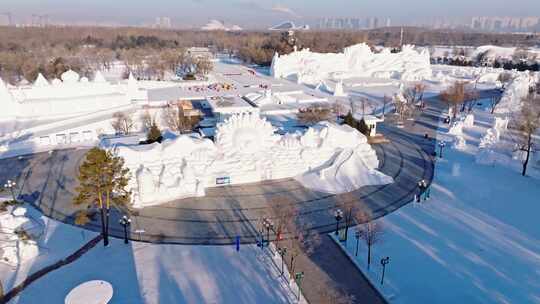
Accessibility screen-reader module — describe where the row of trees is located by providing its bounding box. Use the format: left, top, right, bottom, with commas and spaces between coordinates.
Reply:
111, 105, 201, 136
2, 26, 538, 82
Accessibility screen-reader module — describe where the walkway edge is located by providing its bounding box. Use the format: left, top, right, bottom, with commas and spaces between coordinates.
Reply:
328, 234, 389, 304
0, 234, 104, 304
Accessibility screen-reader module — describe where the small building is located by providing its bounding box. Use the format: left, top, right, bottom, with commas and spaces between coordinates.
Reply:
353, 114, 383, 137
207, 96, 259, 122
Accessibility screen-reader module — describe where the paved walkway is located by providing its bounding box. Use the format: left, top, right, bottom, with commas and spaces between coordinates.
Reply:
0, 119, 434, 246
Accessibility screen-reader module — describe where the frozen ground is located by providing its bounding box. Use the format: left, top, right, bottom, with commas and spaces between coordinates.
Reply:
334, 102, 540, 303
0, 205, 303, 304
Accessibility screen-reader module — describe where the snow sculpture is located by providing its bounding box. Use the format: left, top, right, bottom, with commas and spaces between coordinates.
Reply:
271, 43, 431, 85
116, 113, 390, 208
0, 207, 41, 265
0, 70, 134, 121
463, 114, 475, 128
94, 71, 107, 83
448, 121, 464, 136
297, 148, 393, 194
479, 128, 500, 149
333, 81, 346, 97
453, 135, 467, 150
493, 117, 509, 132
495, 72, 536, 115
61, 70, 80, 83
34, 73, 49, 87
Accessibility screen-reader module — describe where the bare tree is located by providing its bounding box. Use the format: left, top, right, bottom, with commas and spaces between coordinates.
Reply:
297, 104, 332, 125
161, 104, 200, 133
404, 83, 426, 107
488, 95, 502, 114
140, 110, 154, 132
111, 111, 134, 135
465, 88, 480, 113
269, 195, 297, 248
355, 210, 384, 270
512, 93, 540, 176
441, 81, 467, 121
195, 56, 213, 76
498, 72, 513, 90
287, 226, 321, 275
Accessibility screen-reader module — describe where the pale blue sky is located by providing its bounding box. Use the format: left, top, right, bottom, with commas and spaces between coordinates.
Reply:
2, 0, 539, 27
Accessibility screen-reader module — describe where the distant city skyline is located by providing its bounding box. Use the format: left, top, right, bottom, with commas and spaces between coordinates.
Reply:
1, 0, 539, 29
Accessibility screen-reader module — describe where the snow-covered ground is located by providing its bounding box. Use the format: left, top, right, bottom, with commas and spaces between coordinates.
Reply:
333, 99, 540, 303
0, 205, 304, 304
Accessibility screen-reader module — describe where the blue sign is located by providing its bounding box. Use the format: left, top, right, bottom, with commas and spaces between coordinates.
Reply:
216, 176, 231, 185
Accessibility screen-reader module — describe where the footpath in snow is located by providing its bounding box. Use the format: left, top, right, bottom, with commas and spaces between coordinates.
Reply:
333, 133, 540, 303
0, 204, 304, 304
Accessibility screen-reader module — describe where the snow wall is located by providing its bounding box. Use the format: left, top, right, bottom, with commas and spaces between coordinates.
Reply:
495, 71, 538, 115
271, 43, 431, 84
115, 113, 390, 208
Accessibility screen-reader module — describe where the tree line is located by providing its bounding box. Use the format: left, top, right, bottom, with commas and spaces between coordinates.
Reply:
1, 26, 539, 83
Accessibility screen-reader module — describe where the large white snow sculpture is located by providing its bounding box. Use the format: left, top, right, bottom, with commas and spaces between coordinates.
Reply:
296, 148, 393, 194
271, 43, 431, 84
115, 113, 390, 208
463, 114, 475, 128
495, 72, 537, 115
0, 71, 134, 120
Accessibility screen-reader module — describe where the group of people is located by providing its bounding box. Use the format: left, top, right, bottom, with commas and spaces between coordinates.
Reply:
185, 83, 237, 93
415, 179, 431, 202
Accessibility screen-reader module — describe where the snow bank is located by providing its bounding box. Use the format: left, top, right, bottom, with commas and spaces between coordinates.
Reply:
0, 206, 42, 266
271, 43, 431, 84
295, 148, 393, 194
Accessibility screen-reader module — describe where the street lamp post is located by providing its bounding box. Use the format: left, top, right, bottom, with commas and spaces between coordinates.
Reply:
334, 209, 343, 235
355, 229, 361, 256
119, 215, 131, 244
3, 180, 17, 202
380, 256, 390, 285
277, 247, 287, 276
438, 141, 446, 159
263, 218, 274, 247
294, 272, 305, 301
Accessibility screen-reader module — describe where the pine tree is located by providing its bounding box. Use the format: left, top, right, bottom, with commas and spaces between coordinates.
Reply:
73, 148, 131, 246
147, 123, 163, 143
357, 118, 371, 137
344, 111, 355, 128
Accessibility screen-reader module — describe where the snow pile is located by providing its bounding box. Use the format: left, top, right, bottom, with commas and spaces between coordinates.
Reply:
463, 114, 475, 128
271, 43, 431, 84
116, 114, 390, 207
296, 148, 393, 194
494, 72, 536, 115
0, 206, 42, 266
453, 135, 467, 150
471, 45, 540, 62
448, 120, 464, 136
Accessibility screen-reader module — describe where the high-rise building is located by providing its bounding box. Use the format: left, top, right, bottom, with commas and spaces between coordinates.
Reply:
0, 13, 12, 26
315, 17, 389, 30
154, 17, 172, 29
470, 16, 540, 32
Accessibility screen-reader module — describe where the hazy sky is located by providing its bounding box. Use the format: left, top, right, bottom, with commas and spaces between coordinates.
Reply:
2, 0, 540, 27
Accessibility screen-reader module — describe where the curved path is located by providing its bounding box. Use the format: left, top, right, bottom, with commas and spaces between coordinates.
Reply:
0, 118, 436, 245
